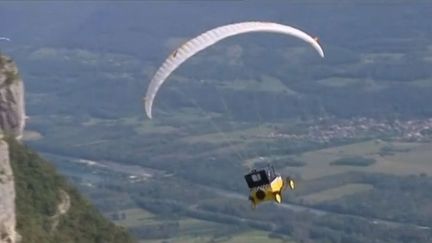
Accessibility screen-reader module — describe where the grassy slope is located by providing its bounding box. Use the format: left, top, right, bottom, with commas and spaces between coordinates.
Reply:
7, 137, 136, 243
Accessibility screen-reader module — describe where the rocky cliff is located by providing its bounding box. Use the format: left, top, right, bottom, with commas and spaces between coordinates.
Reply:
0, 54, 26, 140
0, 54, 23, 243
0, 140, 18, 243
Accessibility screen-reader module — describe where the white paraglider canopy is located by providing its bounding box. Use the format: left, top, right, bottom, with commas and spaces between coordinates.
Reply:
144, 21, 324, 119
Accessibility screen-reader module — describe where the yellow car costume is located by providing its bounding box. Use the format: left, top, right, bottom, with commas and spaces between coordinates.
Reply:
244, 166, 295, 208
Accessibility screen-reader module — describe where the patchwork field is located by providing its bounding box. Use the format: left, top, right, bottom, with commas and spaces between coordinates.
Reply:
375, 142, 432, 176
113, 208, 292, 243
112, 208, 157, 228
286, 140, 426, 180
142, 231, 293, 243
299, 183, 373, 204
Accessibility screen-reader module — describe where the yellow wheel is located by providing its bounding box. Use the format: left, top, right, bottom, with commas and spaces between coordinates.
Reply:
287, 178, 295, 190
274, 192, 282, 203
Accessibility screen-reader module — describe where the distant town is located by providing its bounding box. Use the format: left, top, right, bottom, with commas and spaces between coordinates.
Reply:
266, 117, 432, 144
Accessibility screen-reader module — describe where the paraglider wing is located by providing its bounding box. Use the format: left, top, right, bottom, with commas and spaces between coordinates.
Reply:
0, 37, 11, 41
144, 21, 324, 119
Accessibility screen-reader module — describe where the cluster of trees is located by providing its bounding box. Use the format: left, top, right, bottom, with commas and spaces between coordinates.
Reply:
255, 157, 306, 168
316, 173, 432, 227
378, 145, 411, 156
130, 222, 180, 239
330, 156, 376, 166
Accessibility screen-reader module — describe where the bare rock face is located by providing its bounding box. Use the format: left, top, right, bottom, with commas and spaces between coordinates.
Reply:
0, 54, 26, 140
0, 54, 25, 243
0, 141, 18, 243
